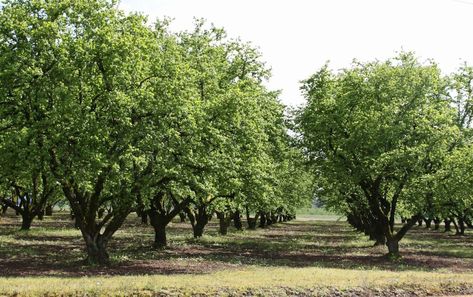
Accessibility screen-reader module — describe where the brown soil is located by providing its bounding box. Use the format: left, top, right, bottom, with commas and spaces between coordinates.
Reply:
1, 211, 473, 277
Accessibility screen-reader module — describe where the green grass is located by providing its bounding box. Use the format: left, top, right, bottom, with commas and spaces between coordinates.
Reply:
1, 267, 472, 296
1, 212, 473, 296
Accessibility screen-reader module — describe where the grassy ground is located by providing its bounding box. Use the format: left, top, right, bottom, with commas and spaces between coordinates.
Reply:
0, 210, 473, 296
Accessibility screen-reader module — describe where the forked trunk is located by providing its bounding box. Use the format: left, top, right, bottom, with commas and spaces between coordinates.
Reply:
192, 206, 210, 238
84, 234, 110, 265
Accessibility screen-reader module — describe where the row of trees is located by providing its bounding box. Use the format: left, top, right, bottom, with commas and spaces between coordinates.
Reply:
0, 0, 313, 265
295, 53, 473, 257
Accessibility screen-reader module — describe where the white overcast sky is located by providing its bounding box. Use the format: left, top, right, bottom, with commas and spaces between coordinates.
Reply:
120, 0, 473, 107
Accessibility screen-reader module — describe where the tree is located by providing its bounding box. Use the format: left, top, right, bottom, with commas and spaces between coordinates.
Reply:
295, 53, 460, 257
0, 0, 160, 264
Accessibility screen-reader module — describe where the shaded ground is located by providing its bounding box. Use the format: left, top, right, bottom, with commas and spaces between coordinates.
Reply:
0, 210, 473, 277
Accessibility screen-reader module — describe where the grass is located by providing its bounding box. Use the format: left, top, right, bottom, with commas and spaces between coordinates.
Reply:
1, 211, 473, 296
1, 267, 473, 296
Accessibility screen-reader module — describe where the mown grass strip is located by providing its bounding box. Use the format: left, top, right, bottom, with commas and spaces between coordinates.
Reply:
1, 266, 472, 296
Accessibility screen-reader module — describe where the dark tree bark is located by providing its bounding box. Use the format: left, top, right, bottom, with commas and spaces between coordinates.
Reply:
37, 210, 44, 221
424, 218, 432, 229
45, 204, 53, 216
1, 204, 7, 214
456, 217, 466, 235
84, 234, 110, 265
444, 219, 452, 232
2, 174, 55, 231
433, 218, 441, 230
233, 210, 243, 230
178, 212, 186, 223
216, 211, 230, 235
148, 192, 190, 248
20, 213, 33, 230
259, 212, 267, 228
245, 206, 259, 230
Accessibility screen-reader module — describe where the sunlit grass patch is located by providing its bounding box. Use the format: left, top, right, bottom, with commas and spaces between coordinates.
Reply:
1, 267, 473, 296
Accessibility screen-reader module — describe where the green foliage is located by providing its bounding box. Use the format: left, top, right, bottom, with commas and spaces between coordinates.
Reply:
0, 0, 313, 260
295, 52, 460, 253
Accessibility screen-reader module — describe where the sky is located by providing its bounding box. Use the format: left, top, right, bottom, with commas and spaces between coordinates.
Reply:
120, 0, 473, 107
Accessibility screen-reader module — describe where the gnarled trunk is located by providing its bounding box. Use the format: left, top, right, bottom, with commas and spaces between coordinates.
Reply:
386, 238, 399, 258
84, 234, 110, 265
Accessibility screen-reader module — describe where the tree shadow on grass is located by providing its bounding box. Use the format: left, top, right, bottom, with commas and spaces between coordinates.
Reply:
1, 212, 473, 277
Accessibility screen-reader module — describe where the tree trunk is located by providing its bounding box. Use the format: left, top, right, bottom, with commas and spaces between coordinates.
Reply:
458, 217, 466, 235
2, 204, 8, 214
245, 207, 259, 230
178, 212, 186, 223
193, 222, 205, 238
247, 218, 257, 230
233, 210, 243, 230
424, 218, 432, 229
452, 218, 460, 235
37, 210, 44, 221
84, 234, 110, 265
141, 212, 148, 224
192, 205, 210, 238
386, 238, 400, 258
20, 213, 33, 230
444, 219, 452, 232
45, 205, 53, 216
217, 212, 229, 235
417, 219, 423, 226
259, 212, 266, 228
97, 209, 105, 219
433, 218, 441, 230
266, 212, 273, 226
153, 225, 167, 248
